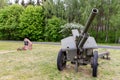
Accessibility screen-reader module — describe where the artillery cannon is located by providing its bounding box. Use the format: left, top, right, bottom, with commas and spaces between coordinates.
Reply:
57, 8, 100, 77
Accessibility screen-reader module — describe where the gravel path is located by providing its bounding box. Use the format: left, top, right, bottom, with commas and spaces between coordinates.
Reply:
98, 45, 120, 50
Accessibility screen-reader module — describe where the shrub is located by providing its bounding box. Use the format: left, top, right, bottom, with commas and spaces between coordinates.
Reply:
19, 5, 44, 41
44, 16, 66, 41
0, 4, 24, 40
60, 23, 84, 37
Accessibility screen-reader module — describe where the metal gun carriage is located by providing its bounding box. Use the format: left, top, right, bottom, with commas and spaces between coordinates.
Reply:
57, 8, 100, 77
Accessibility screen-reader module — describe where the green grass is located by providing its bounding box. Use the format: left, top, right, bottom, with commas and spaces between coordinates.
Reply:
0, 42, 120, 80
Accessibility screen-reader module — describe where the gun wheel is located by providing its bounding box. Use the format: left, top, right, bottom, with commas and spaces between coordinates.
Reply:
92, 51, 98, 77
57, 49, 66, 71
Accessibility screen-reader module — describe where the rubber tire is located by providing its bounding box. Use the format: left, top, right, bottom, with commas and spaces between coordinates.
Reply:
92, 51, 98, 77
57, 49, 66, 71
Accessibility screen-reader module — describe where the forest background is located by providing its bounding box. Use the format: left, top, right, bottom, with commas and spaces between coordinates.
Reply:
0, 0, 120, 43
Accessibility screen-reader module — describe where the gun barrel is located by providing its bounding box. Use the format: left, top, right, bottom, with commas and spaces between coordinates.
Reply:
77, 8, 98, 48
82, 8, 98, 34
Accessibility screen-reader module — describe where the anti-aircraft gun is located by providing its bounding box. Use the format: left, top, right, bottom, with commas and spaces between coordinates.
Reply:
57, 8, 99, 77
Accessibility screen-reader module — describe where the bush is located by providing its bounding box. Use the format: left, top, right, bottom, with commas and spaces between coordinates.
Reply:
0, 4, 24, 40
44, 16, 66, 41
60, 23, 84, 37
19, 5, 44, 41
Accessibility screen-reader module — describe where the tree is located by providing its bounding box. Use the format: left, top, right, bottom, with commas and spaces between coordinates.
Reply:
28, 0, 34, 5
0, 0, 7, 8
42, 0, 55, 18
37, 0, 41, 5
15, 0, 19, 4
110, 3, 120, 43
21, 0, 25, 6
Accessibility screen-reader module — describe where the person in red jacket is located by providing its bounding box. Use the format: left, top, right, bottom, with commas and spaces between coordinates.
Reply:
17, 38, 32, 51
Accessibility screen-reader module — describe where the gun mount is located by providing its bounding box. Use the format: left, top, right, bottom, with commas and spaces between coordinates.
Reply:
57, 8, 110, 77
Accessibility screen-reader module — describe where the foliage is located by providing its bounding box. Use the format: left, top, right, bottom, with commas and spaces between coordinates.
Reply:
110, 5, 120, 43
60, 23, 84, 37
44, 16, 65, 41
42, 0, 120, 43
0, 0, 120, 43
19, 5, 44, 41
0, 4, 24, 40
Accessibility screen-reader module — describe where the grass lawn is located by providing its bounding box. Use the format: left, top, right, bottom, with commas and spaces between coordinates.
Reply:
0, 41, 120, 80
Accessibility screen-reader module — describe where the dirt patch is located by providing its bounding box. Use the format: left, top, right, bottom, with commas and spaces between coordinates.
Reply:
0, 50, 16, 54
